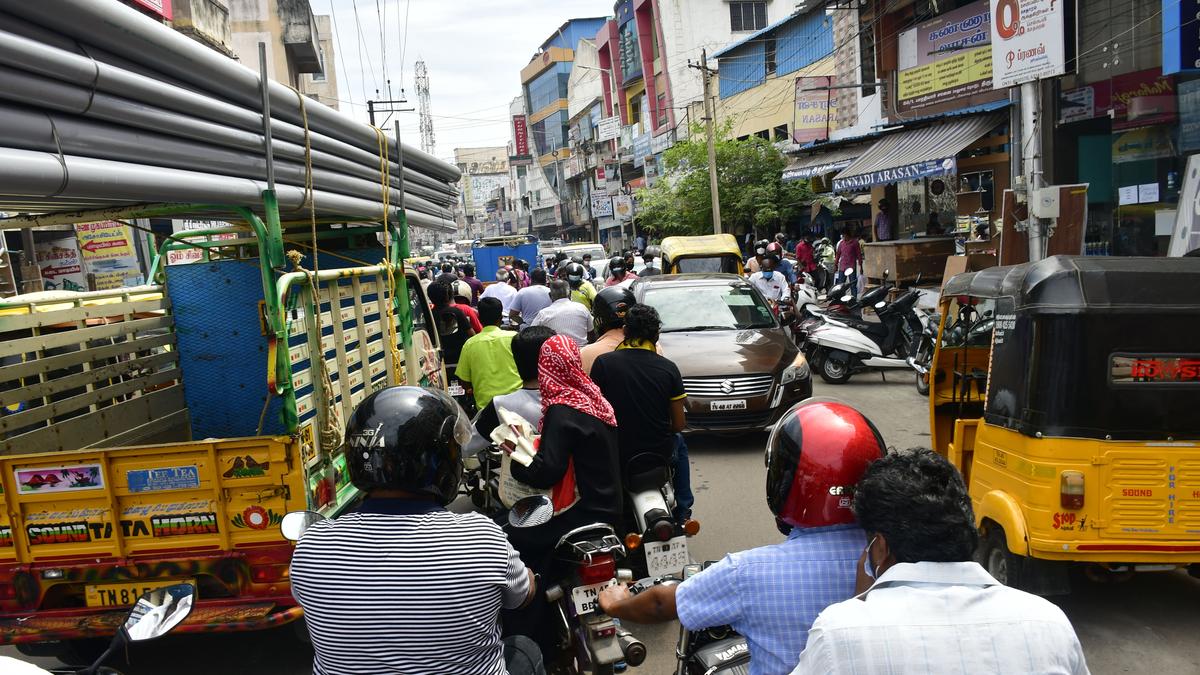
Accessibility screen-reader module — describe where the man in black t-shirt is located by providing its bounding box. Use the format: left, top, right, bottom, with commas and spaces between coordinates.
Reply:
590, 304, 686, 474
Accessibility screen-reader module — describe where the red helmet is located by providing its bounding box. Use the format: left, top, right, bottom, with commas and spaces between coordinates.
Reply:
765, 399, 885, 530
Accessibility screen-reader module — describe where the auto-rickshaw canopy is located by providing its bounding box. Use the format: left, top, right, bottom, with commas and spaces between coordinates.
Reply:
938, 256, 1200, 441
660, 234, 744, 274
941, 255, 1200, 314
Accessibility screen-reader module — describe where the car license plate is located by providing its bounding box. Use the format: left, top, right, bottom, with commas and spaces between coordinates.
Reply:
447, 382, 466, 396
645, 536, 690, 578
84, 579, 196, 608
570, 578, 617, 616
710, 399, 747, 411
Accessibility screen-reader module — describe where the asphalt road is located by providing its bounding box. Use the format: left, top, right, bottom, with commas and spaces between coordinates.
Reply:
6, 375, 1200, 674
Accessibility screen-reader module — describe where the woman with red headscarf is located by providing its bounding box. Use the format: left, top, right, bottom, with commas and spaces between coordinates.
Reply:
510, 334, 623, 529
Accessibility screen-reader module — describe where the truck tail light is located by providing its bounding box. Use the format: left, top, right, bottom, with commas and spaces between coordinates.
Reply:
251, 564, 289, 583
1061, 471, 1085, 509
578, 554, 615, 585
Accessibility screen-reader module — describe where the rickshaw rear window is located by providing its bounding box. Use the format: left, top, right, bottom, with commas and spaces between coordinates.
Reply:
676, 257, 741, 274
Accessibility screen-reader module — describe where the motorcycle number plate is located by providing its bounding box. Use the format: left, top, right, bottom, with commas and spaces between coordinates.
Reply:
644, 536, 690, 578
710, 399, 747, 412
570, 579, 617, 616
447, 383, 466, 396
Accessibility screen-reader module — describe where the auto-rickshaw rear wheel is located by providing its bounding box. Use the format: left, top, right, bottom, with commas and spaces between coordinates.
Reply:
980, 526, 1024, 588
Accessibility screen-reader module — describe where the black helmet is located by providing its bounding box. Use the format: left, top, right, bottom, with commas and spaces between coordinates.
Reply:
609, 256, 627, 274
570, 255, 584, 265
755, 239, 771, 255
643, 245, 661, 260
593, 285, 635, 332
344, 387, 471, 504
565, 262, 586, 288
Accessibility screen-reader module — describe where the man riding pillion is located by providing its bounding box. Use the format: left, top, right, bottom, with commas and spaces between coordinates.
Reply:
599, 400, 886, 675
290, 387, 545, 675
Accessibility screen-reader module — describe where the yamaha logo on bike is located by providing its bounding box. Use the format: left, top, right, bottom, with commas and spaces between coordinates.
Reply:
715, 641, 749, 661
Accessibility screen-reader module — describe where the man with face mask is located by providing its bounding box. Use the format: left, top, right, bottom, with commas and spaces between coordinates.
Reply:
749, 254, 790, 304
745, 239, 771, 274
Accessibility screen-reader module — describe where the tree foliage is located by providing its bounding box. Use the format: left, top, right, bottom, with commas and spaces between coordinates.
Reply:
636, 122, 813, 237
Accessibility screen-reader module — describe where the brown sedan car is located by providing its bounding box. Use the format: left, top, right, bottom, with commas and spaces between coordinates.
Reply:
633, 274, 812, 432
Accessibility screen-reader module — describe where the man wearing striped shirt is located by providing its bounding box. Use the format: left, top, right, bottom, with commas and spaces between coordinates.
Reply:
290, 387, 543, 675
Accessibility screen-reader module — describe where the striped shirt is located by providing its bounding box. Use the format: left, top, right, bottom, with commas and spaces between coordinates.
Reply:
290, 499, 531, 675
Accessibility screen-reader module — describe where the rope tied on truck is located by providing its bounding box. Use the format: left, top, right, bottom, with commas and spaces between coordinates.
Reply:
373, 125, 406, 385
285, 248, 343, 453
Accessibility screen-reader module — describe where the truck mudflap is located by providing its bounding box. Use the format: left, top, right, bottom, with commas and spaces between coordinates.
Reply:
0, 600, 303, 644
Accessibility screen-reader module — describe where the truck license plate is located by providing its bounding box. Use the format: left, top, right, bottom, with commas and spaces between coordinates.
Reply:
85, 579, 196, 608
710, 399, 747, 411
570, 578, 617, 616
447, 383, 466, 396
644, 536, 690, 578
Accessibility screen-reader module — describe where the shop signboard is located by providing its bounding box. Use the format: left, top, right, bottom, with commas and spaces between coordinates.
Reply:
644, 155, 661, 188
896, 0, 993, 111
75, 221, 143, 289
167, 219, 238, 265
784, 158, 855, 182
1058, 69, 1176, 130
793, 76, 834, 143
650, 129, 676, 154
632, 133, 651, 168
597, 116, 621, 142
1163, 0, 1200, 75
612, 194, 634, 221
1111, 126, 1175, 164
34, 236, 87, 292
512, 115, 530, 156
604, 160, 621, 196
833, 157, 957, 192
590, 195, 614, 218
989, 0, 1067, 88
1179, 80, 1200, 153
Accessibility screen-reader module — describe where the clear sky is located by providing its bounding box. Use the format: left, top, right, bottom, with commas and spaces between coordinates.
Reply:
323, 0, 612, 163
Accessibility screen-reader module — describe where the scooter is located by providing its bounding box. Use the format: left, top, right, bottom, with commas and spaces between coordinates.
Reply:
508, 496, 648, 674
794, 270, 892, 349
805, 284, 924, 385
908, 307, 940, 395
621, 453, 700, 579
19, 583, 197, 675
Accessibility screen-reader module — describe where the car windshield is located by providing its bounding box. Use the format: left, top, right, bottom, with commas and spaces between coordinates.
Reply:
645, 284, 776, 331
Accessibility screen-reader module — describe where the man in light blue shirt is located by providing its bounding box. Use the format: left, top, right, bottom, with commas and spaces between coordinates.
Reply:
599, 400, 886, 675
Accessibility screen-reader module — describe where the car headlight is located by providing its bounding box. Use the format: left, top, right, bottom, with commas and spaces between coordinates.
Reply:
781, 354, 810, 384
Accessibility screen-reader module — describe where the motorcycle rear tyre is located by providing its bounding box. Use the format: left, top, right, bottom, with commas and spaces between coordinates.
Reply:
915, 370, 930, 395
818, 353, 852, 384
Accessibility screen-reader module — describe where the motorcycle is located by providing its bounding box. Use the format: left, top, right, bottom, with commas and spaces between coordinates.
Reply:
462, 413, 504, 517
794, 270, 891, 349
18, 583, 197, 675
508, 496, 647, 674
805, 283, 925, 385
629, 563, 750, 675
908, 307, 940, 395
621, 453, 700, 579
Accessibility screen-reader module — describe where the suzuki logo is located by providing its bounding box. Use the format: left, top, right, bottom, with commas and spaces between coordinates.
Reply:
720, 380, 735, 394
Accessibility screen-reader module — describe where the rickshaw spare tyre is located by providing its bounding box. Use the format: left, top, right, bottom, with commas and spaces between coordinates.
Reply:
819, 349, 852, 384
980, 526, 1026, 589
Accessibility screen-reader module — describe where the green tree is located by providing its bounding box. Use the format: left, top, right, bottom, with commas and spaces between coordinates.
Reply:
636, 122, 813, 237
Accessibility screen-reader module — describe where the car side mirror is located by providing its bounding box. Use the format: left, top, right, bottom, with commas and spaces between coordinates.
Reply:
123, 583, 196, 642
281, 510, 327, 541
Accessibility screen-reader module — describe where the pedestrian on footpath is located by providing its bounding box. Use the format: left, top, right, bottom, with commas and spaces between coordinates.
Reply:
792, 448, 1089, 675
873, 198, 893, 242
531, 280, 592, 348
600, 401, 886, 675
834, 226, 863, 285
509, 268, 553, 331
455, 298, 521, 411
589, 303, 693, 518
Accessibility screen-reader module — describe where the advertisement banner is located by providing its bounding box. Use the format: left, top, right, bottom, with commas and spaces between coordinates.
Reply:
167, 219, 238, 265
612, 195, 634, 221
597, 116, 621, 142
990, 0, 1067, 88
650, 129, 676, 154
896, 0, 993, 110
793, 76, 834, 143
1058, 69, 1176, 129
34, 236, 87, 292
833, 158, 957, 192
512, 115, 530, 156
590, 195, 614, 218
632, 133, 651, 167
75, 221, 143, 289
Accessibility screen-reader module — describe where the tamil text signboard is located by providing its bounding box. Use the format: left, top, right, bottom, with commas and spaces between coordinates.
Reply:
35, 236, 86, 292
75, 221, 143, 289
597, 116, 621, 142
793, 76, 834, 143
896, 0, 993, 111
512, 115, 530, 156
989, 0, 1067, 88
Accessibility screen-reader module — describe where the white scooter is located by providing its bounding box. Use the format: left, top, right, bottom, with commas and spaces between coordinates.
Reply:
805, 283, 925, 384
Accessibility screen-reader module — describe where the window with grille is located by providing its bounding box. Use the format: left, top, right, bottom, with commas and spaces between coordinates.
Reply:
730, 2, 768, 32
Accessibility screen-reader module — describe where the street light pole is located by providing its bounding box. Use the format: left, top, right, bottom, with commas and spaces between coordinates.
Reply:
692, 49, 722, 234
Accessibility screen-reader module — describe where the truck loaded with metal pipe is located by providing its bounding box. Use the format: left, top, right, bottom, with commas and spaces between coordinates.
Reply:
0, 0, 460, 653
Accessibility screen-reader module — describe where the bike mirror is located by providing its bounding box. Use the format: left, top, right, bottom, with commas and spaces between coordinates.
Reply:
508, 495, 554, 528
123, 583, 196, 642
281, 510, 327, 541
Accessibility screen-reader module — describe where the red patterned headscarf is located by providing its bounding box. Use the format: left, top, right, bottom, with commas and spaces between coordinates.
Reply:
539, 334, 617, 428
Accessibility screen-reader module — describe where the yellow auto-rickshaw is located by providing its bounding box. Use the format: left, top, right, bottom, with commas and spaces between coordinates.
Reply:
659, 234, 744, 275
929, 255, 1200, 594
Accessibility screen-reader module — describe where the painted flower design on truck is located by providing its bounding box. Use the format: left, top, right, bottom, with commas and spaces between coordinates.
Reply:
231, 505, 282, 530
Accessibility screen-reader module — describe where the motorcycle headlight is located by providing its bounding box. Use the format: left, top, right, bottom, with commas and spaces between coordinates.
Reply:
781, 354, 810, 384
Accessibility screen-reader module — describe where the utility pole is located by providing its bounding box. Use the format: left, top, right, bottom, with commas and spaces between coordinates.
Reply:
366, 83, 413, 127
690, 49, 722, 234
1019, 81, 1045, 262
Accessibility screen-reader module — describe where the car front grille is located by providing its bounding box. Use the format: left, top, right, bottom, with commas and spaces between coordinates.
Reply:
687, 410, 776, 430
681, 374, 775, 398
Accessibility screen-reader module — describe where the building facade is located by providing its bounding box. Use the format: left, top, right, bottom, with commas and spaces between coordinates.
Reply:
229, 0, 328, 94
452, 147, 509, 238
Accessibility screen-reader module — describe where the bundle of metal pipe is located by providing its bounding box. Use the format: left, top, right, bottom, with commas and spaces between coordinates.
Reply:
0, 0, 461, 229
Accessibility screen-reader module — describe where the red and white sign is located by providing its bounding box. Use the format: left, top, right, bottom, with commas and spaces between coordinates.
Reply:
1059, 69, 1177, 129
125, 0, 172, 20
990, 0, 1066, 88
512, 115, 530, 157
34, 236, 87, 292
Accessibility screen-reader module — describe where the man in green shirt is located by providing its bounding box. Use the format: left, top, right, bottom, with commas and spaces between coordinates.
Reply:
455, 297, 521, 410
